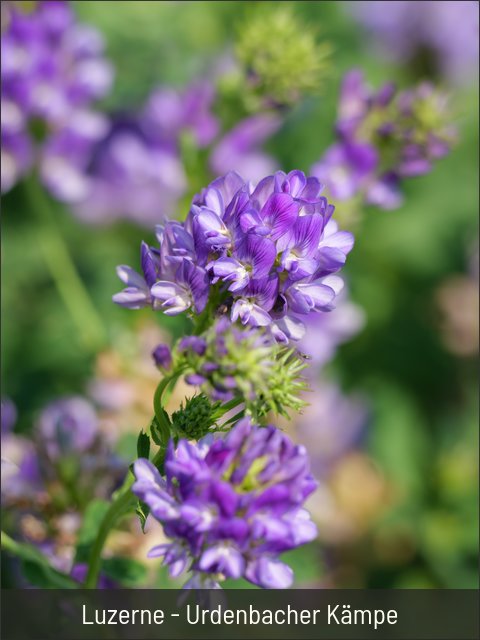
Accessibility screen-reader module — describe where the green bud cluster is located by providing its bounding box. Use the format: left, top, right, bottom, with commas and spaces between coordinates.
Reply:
235, 6, 331, 108
171, 394, 221, 440
257, 348, 309, 418
176, 321, 309, 420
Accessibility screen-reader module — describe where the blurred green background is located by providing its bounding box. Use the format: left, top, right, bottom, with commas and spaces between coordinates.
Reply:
2, 1, 478, 588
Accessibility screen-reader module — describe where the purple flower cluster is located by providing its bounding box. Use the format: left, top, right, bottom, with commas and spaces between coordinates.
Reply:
133, 417, 317, 588
1, 396, 125, 507
114, 170, 353, 342
296, 381, 369, 480
72, 115, 187, 226
312, 70, 454, 209
1, 0, 113, 200
74, 81, 218, 224
299, 288, 365, 371
209, 113, 282, 184
349, 1, 479, 85
72, 84, 281, 226
38, 396, 99, 460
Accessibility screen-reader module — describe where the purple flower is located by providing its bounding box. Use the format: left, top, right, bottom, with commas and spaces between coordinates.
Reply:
70, 564, 117, 589
349, 1, 479, 85
132, 417, 317, 589
1, 1, 113, 197
1, 434, 42, 503
152, 344, 173, 371
72, 117, 187, 226
296, 381, 370, 479
1, 403, 42, 503
115, 170, 354, 341
1, 129, 32, 193
143, 81, 219, 150
38, 396, 98, 459
311, 70, 454, 210
311, 142, 378, 201
151, 259, 209, 315
210, 113, 281, 183
1, 397, 17, 435
299, 289, 365, 370
178, 335, 207, 356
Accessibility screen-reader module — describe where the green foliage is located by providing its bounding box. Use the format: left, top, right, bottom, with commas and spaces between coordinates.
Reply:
150, 414, 170, 447
2, 533, 76, 589
135, 500, 150, 534
74, 499, 110, 563
102, 557, 148, 587
20, 560, 76, 589
136, 430, 151, 459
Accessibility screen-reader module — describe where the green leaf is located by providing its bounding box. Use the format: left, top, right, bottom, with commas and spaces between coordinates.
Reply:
74, 499, 110, 563
21, 559, 76, 589
2, 532, 77, 588
136, 499, 150, 533
150, 415, 168, 446
137, 430, 150, 459
102, 556, 148, 587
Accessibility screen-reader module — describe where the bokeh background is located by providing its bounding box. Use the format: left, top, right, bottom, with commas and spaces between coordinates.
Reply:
2, 1, 478, 588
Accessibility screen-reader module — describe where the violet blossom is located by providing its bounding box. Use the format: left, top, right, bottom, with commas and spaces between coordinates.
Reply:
38, 396, 99, 460
299, 289, 366, 371
72, 116, 187, 226
0, 0, 113, 199
210, 113, 282, 184
114, 170, 354, 342
74, 80, 219, 225
296, 381, 370, 480
132, 417, 317, 589
1, 399, 42, 503
73, 86, 281, 226
349, 1, 479, 85
312, 70, 455, 210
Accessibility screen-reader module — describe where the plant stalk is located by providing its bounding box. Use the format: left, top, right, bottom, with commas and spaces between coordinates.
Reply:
24, 178, 107, 352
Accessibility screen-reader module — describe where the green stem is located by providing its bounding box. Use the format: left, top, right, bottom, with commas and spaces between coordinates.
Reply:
1, 531, 77, 588
84, 371, 183, 588
24, 177, 107, 352
83, 474, 136, 589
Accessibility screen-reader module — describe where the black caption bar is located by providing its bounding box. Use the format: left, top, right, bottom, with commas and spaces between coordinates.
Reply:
1, 589, 478, 640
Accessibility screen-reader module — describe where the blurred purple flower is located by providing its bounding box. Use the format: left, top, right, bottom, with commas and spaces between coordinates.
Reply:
72, 117, 186, 226
143, 81, 219, 150
133, 417, 317, 589
312, 142, 378, 201
210, 113, 281, 183
70, 563, 117, 589
72, 78, 224, 226
38, 396, 98, 459
299, 290, 366, 370
0, 0, 113, 198
114, 170, 354, 342
1, 398, 40, 502
152, 343, 173, 371
1, 397, 17, 435
349, 1, 479, 85
312, 70, 454, 210
297, 381, 370, 479
1, 424, 42, 503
